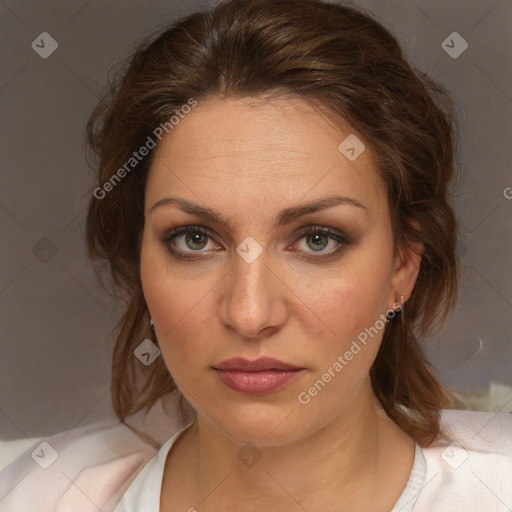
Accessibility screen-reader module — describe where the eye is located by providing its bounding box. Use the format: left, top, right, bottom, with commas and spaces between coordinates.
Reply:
160, 225, 219, 259
160, 224, 351, 260
289, 226, 350, 259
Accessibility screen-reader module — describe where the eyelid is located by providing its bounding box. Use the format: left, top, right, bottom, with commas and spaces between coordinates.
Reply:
159, 223, 351, 258
293, 225, 350, 244
160, 225, 219, 250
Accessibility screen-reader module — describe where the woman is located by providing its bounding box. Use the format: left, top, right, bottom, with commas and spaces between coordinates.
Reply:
1, 0, 510, 510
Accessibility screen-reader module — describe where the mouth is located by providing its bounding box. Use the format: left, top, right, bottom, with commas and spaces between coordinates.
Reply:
212, 357, 305, 394
212, 356, 303, 372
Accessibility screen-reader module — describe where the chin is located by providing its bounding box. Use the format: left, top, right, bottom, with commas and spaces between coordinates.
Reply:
207, 399, 306, 446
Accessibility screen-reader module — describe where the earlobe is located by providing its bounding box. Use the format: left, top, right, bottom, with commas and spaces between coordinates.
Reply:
390, 235, 424, 305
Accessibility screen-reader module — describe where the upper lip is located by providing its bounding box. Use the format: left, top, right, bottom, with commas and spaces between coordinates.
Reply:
213, 357, 303, 371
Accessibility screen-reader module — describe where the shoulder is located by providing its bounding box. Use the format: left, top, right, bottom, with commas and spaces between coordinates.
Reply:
0, 420, 161, 512
414, 409, 512, 510
0, 437, 43, 472
439, 408, 512, 453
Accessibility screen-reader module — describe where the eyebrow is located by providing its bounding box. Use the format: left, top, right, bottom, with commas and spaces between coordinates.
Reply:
149, 195, 368, 229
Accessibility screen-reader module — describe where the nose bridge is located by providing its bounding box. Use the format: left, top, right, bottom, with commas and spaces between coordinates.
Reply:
220, 247, 283, 338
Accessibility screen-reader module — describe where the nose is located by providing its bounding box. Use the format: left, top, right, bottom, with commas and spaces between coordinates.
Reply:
218, 250, 289, 340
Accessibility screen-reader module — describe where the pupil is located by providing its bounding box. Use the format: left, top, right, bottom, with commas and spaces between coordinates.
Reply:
309, 233, 327, 251
187, 232, 206, 250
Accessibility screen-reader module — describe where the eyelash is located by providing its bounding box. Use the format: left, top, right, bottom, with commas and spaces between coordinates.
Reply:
159, 224, 351, 261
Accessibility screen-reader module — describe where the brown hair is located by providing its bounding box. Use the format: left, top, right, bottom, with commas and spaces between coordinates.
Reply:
86, 0, 461, 447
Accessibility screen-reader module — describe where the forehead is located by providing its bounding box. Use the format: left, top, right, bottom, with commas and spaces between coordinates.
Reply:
146, 96, 387, 218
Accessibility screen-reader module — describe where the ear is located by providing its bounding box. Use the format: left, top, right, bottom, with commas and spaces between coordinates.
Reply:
388, 225, 424, 308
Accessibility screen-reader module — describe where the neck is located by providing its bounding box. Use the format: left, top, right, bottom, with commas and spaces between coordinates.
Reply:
168, 381, 415, 511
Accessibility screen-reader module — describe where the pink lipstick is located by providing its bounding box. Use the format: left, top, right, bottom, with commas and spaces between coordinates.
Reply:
212, 357, 304, 394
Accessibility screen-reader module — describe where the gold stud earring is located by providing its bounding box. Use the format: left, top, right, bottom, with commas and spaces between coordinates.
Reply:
394, 295, 405, 319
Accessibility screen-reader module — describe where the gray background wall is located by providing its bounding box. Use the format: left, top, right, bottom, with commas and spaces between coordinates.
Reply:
0, 0, 510, 441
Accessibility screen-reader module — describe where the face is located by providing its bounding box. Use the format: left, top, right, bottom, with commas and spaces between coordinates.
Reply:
140, 96, 421, 445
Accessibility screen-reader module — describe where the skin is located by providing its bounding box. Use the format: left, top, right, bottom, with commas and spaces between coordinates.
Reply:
140, 95, 424, 511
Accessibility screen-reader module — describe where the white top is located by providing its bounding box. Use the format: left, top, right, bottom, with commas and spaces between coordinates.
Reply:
1, 409, 511, 511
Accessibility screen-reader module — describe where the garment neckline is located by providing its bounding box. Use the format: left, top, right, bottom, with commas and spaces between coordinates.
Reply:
390, 443, 426, 511
117, 422, 426, 512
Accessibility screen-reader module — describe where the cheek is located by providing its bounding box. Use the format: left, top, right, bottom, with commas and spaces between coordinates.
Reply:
293, 246, 394, 389
294, 268, 392, 414
140, 240, 217, 376
306, 258, 391, 345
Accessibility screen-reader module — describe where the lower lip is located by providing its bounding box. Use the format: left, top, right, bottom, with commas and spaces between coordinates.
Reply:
214, 369, 303, 394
